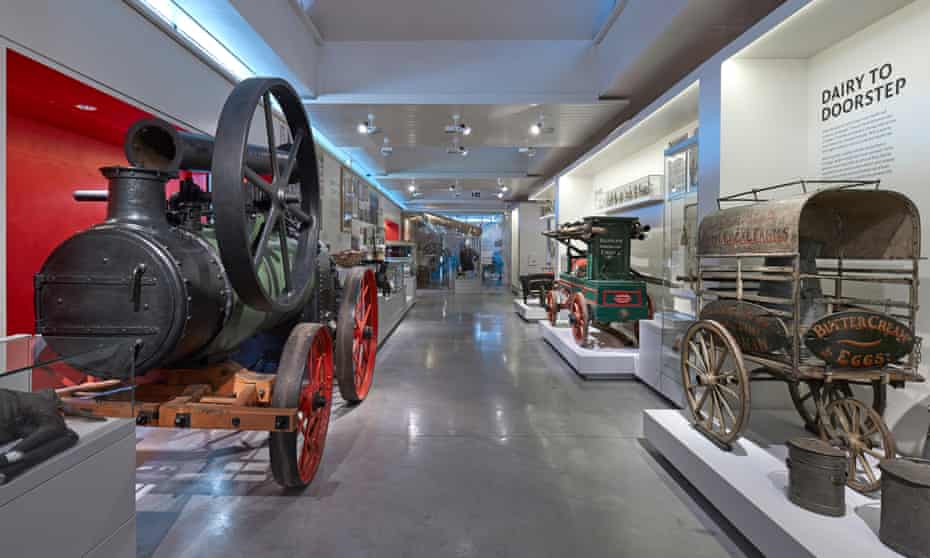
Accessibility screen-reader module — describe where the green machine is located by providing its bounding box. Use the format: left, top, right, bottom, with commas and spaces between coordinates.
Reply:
543, 216, 653, 346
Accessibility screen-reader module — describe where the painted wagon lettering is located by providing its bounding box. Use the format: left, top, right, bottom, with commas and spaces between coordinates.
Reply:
709, 226, 790, 248
804, 311, 915, 368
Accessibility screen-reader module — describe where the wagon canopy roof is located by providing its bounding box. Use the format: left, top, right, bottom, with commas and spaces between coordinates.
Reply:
698, 188, 920, 259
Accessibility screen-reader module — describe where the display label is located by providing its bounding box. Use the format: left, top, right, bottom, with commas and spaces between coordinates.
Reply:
804, 310, 914, 369
601, 290, 641, 307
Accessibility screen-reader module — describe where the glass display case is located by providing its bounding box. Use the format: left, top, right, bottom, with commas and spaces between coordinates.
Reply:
0, 334, 136, 484
658, 132, 700, 404
1, 334, 137, 394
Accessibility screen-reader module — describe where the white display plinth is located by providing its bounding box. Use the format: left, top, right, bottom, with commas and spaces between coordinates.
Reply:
539, 320, 638, 380
0, 417, 135, 558
644, 409, 895, 558
513, 298, 551, 321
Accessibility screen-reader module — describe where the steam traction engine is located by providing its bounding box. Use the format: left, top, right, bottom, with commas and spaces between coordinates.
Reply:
543, 216, 654, 346
33, 78, 379, 488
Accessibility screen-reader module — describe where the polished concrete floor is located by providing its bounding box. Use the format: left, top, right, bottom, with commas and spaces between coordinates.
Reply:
136, 293, 757, 557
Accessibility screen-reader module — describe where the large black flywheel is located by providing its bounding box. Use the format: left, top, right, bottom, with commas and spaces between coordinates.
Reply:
212, 77, 320, 313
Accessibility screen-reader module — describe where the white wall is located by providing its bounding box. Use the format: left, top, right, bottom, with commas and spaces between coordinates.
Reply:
510, 206, 520, 289
554, 175, 592, 273
721, 59, 809, 193
513, 202, 549, 284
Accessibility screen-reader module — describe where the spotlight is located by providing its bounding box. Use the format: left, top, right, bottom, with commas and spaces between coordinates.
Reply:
447, 137, 468, 156
444, 114, 472, 136
449, 184, 456, 191
408, 183, 416, 192
380, 137, 393, 156
518, 146, 537, 158
356, 113, 381, 135
529, 114, 554, 136
497, 192, 504, 199
501, 186, 508, 192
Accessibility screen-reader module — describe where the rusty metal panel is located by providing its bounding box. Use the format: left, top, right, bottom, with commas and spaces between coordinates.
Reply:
699, 189, 920, 259
699, 196, 805, 256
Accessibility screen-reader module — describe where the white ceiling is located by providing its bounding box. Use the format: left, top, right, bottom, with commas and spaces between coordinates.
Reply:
303, 0, 618, 41
305, 101, 627, 200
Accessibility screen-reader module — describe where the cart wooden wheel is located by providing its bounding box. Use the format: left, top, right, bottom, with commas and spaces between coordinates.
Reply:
788, 380, 887, 434
820, 398, 895, 493
335, 267, 379, 403
269, 323, 334, 488
788, 380, 853, 434
680, 320, 750, 447
546, 289, 560, 325
569, 293, 589, 346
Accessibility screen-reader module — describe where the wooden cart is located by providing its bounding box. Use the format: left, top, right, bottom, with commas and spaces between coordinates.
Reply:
543, 216, 654, 346
683, 180, 923, 492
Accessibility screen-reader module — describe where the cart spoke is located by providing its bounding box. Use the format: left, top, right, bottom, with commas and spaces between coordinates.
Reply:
262, 92, 278, 182
694, 387, 711, 417
834, 408, 853, 436
708, 335, 718, 374
862, 446, 886, 460
717, 383, 740, 402
280, 130, 304, 185
278, 222, 292, 292
718, 388, 737, 425
253, 206, 280, 267
244, 166, 276, 198
857, 452, 877, 484
698, 334, 713, 374
687, 342, 707, 373
711, 390, 727, 432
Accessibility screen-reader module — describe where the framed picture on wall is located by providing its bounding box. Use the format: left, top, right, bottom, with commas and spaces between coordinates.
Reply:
358, 182, 371, 223
340, 166, 354, 232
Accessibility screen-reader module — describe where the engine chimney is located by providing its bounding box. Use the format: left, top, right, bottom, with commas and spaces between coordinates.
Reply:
100, 166, 174, 228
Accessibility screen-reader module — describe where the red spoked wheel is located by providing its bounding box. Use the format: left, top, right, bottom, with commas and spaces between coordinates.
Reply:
270, 323, 334, 488
569, 292, 589, 346
336, 267, 379, 403
546, 289, 560, 325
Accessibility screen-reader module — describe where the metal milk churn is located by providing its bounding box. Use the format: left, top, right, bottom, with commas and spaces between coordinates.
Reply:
786, 437, 847, 516
879, 457, 930, 558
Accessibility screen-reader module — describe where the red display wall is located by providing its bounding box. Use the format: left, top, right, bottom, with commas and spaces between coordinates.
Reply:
384, 219, 400, 242
5, 51, 153, 334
